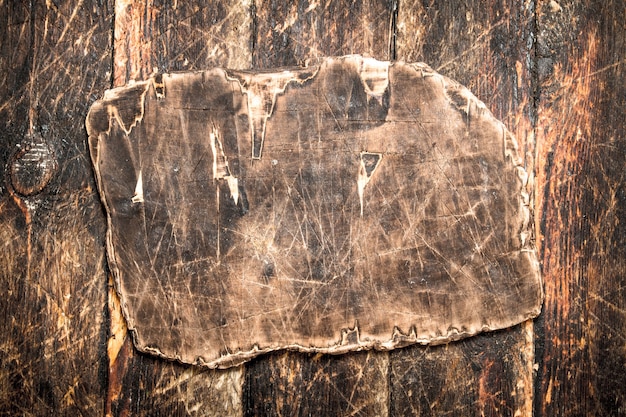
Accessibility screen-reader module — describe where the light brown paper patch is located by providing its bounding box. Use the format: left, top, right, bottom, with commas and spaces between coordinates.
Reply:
87, 56, 542, 368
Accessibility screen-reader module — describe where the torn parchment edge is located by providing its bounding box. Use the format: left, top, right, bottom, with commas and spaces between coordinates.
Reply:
141, 302, 543, 369
86, 55, 544, 370
439, 73, 537, 250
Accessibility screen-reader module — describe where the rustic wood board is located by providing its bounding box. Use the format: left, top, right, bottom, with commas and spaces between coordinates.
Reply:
252, 0, 393, 68
87, 55, 542, 369
0, 1, 112, 414
393, 2, 540, 415
2, 0, 625, 415
533, 0, 626, 415
244, 350, 389, 416
243, 2, 396, 414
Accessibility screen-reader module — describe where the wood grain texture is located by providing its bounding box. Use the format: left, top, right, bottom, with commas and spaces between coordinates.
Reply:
394, 1, 538, 415
534, 1, 626, 415
252, 0, 394, 68
244, 350, 388, 417
113, 0, 253, 85
243, 3, 396, 414
1, 0, 625, 416
390, 323, 535, 416
0, 1, 112, 415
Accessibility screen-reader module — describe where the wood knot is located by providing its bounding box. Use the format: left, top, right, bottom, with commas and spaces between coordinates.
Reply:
9, 136, 57, 197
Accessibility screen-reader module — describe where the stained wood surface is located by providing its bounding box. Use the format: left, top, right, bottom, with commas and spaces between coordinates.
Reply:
391, 2, 541, 416
533, 1, 626, 415
0, 2, 112, 415
1, 0, 625, 416
243, 3, 397, 415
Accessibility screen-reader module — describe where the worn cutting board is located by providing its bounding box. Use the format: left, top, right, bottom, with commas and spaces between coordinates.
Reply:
86, 55, 542, 368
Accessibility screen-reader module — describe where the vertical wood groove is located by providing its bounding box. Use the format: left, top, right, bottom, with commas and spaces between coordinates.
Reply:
104, 1, 252, 415
388, 0, 398, 60
1, 1, 114, 414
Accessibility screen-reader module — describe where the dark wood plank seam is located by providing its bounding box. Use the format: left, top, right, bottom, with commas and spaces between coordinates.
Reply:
388, 0, 398, 61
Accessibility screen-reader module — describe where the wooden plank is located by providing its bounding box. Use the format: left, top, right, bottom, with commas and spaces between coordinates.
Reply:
107, 342, 243, 416
105, 1, 252, 415
0, 1, 113, 415
394, 1, 538, 415
244, 351, 388, 416
113, 0, 253, 85
243, 2, 395, 415
252, 0, 394, 68
2, 1, 621, 415
390, 325, 534, 416
533, 1, 626, 415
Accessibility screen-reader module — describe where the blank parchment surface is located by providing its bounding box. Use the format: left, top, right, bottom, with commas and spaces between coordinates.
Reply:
86, 56, 542, 368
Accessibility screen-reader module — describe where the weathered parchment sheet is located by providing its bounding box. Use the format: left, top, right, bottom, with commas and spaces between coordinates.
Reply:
87, 56, 542, 368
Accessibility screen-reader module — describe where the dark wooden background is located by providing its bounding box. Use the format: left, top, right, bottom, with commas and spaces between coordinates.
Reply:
1, 0, 624, 415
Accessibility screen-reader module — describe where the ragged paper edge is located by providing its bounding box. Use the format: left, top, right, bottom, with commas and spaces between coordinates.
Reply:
138, 301, 543, 369
438, 69, 542, 267
85, 81, 154, 343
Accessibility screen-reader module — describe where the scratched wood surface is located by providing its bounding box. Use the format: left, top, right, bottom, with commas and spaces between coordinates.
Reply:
1, 1, 625, 417
533, 1, 626, 415
87, 56, 542, 368
105, 2, 250, 416
0, 2, 112, 415
244, 4, 396, 416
